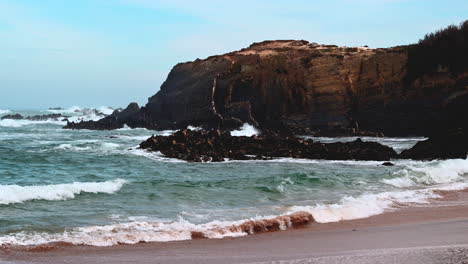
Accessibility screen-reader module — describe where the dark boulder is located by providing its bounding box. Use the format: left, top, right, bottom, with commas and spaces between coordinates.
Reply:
399, 128, 467, 160
1, 114, 24, 120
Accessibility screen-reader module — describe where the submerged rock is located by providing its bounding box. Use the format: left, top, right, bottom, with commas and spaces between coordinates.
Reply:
139, 129, 398, 162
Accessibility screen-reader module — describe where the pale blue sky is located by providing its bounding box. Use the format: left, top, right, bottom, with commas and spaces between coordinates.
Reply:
0, 0, 466, 109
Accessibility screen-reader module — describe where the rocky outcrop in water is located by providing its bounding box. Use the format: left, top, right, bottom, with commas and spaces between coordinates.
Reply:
139, 129, 398, 162
65, 103, 141, 130
1, 114, 24, 120
66, 22, 467, 137
1, 113, 69, 121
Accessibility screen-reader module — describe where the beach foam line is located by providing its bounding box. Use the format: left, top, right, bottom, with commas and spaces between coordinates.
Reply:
0, 179, 127, 205
289, 181, 468, 223
2, 182, 468, 247
0, 212, 314, 247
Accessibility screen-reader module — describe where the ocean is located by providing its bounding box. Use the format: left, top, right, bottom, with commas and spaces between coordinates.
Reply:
0, 108, 467, 247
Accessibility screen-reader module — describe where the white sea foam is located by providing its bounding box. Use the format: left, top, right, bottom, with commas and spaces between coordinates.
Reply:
383, 158, 468, 188
47, 106, 82, 113
101, 142, 119, 149
0, 119, 66, 128
308, 136, 427, 153
117, 135, 152, 141
97, 106, 115, 115
2, 159, 468, 246
0, 179, 127, 205
47, 106, 114, 123
289, 181, 468, 223
230, 123, 259, 137
128, 148, 186, 163
54, 144, 91, 151
3, 179, 467, 247
187, 125, 202, 131
116, 124, 132, 131
0, 211, 311, 246
0, 109, 11, 115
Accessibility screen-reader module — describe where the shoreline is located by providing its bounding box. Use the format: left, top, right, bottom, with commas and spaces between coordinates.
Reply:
3, 188, 468, 263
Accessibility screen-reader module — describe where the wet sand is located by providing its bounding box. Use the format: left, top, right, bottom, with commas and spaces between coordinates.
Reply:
2, 190, 468, 264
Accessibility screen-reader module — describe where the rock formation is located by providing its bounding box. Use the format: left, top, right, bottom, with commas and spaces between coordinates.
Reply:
400, 128, 467, 160
65, 21, 467, 138
139, 129, 398, 162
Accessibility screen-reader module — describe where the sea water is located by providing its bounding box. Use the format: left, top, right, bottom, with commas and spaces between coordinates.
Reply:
0, 108, 467, 246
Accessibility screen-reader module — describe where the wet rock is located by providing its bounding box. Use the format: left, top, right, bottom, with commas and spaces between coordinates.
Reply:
1, 113, 68, 121
399, 128, 468, 160
381, 162, 395, 166
139, 129, 398, 162
27, 114, 67, 121
1, 114, 24, 120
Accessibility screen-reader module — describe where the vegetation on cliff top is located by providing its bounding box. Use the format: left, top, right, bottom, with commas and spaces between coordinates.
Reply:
406, 20, 468, 82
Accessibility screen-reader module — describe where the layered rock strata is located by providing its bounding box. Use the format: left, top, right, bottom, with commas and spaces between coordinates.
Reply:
65, 40, 467, 137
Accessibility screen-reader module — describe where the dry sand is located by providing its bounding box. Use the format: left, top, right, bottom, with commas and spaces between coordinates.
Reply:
2, 190, 468, 264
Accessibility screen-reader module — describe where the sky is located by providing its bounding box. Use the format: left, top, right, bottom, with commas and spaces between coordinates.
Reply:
0, 0, 467, 110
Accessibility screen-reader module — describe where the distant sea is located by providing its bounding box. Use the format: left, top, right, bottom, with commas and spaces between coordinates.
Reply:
0, 107, 467, 246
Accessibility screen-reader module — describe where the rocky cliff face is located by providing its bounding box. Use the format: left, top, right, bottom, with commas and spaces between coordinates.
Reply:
65, 40, 467, 136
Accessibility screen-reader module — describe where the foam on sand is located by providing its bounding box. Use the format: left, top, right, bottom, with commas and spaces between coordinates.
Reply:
0, 179, 127, 205
1, 159, 468, 247
0, 212, 313, 247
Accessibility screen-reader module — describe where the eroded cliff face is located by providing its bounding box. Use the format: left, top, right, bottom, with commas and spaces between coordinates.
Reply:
66, 40, 467, 136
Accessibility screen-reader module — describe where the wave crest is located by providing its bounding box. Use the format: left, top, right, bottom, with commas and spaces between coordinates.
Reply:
0, 179, 127, 205
230, 124, 259, 137
383, 158, 468, 188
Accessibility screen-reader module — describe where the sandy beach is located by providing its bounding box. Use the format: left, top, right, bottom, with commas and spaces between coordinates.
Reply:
2, 189, 468, 264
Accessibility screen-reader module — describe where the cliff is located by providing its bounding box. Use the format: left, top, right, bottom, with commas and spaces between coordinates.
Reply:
65, 22, 468, 136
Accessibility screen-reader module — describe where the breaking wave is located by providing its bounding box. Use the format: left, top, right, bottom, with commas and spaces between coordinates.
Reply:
289, 182, 468, 223
0, 119, 66, 128
230, 124, 259, 137
47, 106, 115, 123
0, 212, 313, 247
383, 158, 468, 188
47, 106, 114, 115
0, 179, 127, 205
1, 157, 468, 247
0, 109, 11, 115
